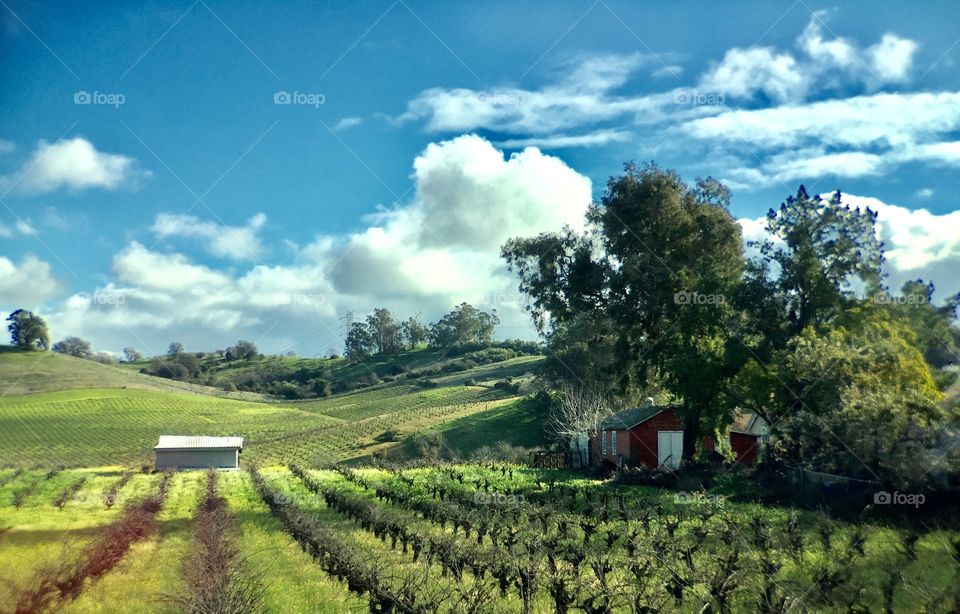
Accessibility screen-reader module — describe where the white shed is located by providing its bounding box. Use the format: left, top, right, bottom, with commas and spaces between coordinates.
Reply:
154, 436, 243, 469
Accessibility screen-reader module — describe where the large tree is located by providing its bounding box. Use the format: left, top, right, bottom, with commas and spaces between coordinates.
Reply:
504, 164, 745, 459
366, 308, 403, 355
344, 321, 376, 359
750, 187, 884, 338
428, 303, 500, 349
401, 315, 428, 349
7, 309, 50, 351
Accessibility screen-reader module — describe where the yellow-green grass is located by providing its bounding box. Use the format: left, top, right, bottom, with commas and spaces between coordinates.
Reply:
219, 470, 366, 612
263, 469, 472, 609
0, 347, 265, 400
0, 468, 160, 606
59, 471, 205, 614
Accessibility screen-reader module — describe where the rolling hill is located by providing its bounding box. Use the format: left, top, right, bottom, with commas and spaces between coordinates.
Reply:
0, 347, 550, 468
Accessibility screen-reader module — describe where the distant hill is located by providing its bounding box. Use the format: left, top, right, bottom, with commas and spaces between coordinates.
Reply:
120, 344, 545, 401
0, 347, 266, 400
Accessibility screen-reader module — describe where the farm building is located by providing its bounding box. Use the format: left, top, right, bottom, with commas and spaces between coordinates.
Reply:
592, 405, 713, 469
728, 412, 770, 466
154, 435, 243, 469
592, 406, 768, 469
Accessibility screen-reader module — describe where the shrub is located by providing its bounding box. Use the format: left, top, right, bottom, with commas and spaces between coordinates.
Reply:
375, 429, 402, 443
493, 379, 521, 394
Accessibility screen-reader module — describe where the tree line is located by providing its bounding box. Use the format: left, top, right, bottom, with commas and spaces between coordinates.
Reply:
344, 303, 500, 359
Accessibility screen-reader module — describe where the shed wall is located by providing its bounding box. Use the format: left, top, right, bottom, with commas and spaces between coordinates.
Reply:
155, 448, 239, 469
730, 432, 759, 466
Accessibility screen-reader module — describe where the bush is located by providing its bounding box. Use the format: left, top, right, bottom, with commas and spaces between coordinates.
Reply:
375, 429, 402, 443
276, 381, 304, 400
493, 379, 521, 394
419, 379, 439, 389
470, 442, 535, 464
464, 378, 477, 386
933, 368, 959, 392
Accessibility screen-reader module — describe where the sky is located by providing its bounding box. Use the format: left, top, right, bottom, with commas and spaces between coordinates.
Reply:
1, 0, 959, 357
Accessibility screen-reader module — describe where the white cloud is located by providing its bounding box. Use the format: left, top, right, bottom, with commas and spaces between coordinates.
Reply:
1, 137, 147, 194
0, 255, 63, 308
916, 188, 934, 199
494, 129, 632, 149
397, 53, 684, 138
0, 139, 14, 154
321, 134, 591, 294
0, 218, 37, 238
333, 117, 363, 131
700, 13, 919, 103
44, 136, 591, 354
679, 91, 960, 188
151, 212, 267, 261
700, 47, 806, 103
867, 34, 917, 83
836, 194, 960, 275
113, 241, 234, 292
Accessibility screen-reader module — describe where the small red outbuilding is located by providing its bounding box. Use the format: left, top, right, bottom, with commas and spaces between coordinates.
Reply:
592, 406, 712, 469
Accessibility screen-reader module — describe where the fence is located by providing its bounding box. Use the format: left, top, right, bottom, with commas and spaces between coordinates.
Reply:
785, 466, 882, 508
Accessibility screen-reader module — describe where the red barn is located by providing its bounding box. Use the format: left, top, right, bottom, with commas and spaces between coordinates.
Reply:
728, 412, 769, 466
592, 406, 714, 469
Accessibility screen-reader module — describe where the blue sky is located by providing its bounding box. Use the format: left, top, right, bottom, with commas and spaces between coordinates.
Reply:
1, 0, 959, 356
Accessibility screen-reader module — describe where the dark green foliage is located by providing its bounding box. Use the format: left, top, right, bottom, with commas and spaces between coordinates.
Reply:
428, 303, 500, 350
7, 309, 50, 351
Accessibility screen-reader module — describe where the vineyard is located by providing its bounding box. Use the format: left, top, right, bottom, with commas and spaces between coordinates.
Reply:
2, 464, 959, 613
0, 384, 528, 468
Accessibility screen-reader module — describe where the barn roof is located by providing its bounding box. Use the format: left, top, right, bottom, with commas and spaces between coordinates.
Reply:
600, 406, 667, 430
730, 412, 769, 436
155, 436, 244, 450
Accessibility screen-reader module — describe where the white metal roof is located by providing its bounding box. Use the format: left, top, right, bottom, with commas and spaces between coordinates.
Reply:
155, 436, 243, 450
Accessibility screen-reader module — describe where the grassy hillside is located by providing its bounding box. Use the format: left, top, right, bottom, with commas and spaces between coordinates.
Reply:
0, 345, 549, 468
0, 347, 266, 400
0, 385, 544, 468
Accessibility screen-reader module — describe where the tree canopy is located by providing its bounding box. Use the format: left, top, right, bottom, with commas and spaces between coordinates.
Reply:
7, 310, 50, 351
